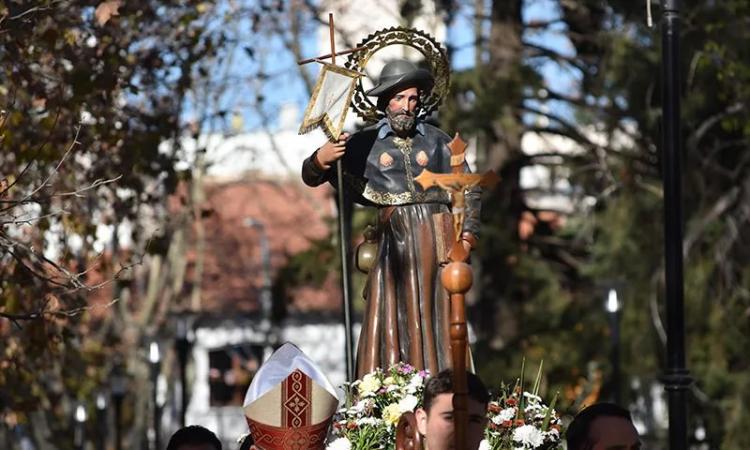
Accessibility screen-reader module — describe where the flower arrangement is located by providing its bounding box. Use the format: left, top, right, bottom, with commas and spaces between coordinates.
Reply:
481, 362, 563, 450
327, 362, 429, 450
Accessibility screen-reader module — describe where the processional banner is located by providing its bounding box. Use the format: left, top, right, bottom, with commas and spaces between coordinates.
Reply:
298, 63, 361, 140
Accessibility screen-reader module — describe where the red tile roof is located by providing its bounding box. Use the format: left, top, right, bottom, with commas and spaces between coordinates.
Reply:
194, 176, 340, 314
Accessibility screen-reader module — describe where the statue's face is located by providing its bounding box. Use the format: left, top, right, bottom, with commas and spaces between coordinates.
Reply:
385, 86, 419, 135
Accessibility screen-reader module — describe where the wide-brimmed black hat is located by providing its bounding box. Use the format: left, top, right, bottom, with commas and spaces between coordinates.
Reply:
365, 59, 434, 97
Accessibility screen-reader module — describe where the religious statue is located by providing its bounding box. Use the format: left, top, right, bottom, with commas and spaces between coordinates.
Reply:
301, 40, 481, 378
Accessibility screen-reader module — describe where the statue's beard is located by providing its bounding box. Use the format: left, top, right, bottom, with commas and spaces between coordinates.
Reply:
386, 108, 416, 135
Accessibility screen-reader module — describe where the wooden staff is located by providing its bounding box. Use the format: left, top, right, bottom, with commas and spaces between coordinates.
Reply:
443, 135, 473, 450
297, 46, 367, 65
326, 13, 356, 383
296, 14, 367, 382
412, 133, 499, 450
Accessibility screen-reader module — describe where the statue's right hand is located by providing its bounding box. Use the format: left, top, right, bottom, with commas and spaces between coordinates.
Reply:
315, 132, 349, 169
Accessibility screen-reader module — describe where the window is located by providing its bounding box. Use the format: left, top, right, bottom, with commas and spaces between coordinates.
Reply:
208, 344, 264, 407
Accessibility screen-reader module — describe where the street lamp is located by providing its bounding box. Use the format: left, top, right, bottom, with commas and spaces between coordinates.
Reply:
175, 315, 194, 427
95, 392, 107, 450
149, 341, 161, 450
243, 218, 273, 332
74, 403, 87, 450
605, 289, 622, 405
658, 2, 693, 449
110, 360, 127, 450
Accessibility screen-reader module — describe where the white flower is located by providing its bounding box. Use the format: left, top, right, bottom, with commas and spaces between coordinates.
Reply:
383, 376, 396, 385
398, 394, 419, 413
386, 383, 400, 393
478, 439, 491, 450
358, 373, 382, 396
492, 407, 517, 424
326, 437, 352, 450
357, 416, 382, 426
352, 399, 371, 414
406, 374, 424, 394
512, 424, 545, 448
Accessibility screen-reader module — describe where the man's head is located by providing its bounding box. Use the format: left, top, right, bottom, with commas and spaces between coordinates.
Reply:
384, 86, 419, 135
566, 403, 641, 450
366, 59, 433, 136
166, 425, 222, 450
415, 369, 490, 450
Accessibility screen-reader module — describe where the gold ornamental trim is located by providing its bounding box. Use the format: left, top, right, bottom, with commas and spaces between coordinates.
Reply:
393, 137, 417, 195
362, 185, 450, 206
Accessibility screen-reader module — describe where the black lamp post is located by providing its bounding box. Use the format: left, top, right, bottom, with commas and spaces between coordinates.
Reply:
175, 316, 194, 428
149, 341, 162, 450
95, 392, 107, 450
605, 288, 622, 405
110, 361, 127, 450
74, 403, 87, 450
243, 219, 273, 332
659, 1, 692, 449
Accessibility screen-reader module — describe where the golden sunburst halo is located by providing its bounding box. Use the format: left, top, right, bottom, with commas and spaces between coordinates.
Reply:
345, 27, 450, 124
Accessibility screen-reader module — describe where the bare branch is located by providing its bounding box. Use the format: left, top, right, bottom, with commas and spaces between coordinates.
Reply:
686, 102, 745, 154
683, 187, 741, 257
0, 107, 63, 199
523, 41, 587, 75
5, 1, 67, 21
0, 208, 69, 226
51, 175, 123, 198
0, 299, 121, 323
0, 124, 82, 214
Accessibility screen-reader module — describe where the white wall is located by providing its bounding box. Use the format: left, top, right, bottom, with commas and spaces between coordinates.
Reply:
184, 321, 360, 445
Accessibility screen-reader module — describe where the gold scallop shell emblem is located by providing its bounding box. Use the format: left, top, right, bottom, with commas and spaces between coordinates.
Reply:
416, 150, 429, 167
380, 152, 394, 167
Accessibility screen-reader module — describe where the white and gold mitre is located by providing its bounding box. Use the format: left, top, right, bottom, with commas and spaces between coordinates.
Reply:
243, 343, 339, 450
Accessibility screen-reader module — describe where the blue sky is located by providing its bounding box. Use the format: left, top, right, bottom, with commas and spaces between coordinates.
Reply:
186, 0, 580, 135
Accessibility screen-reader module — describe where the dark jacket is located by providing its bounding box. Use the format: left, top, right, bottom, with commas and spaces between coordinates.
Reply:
301, 118, 481, 236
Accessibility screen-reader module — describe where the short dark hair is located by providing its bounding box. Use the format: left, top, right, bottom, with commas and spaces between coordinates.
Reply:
566, 403, 633, 450
237, 433, 254, 450
422, 369, 490, 413
166, 425, 222, 450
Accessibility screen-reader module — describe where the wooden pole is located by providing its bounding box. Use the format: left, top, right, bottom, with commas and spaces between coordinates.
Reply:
443, 253, 472, 450
297, 46, 366, 65
327, 12, 355, 383
329, 13, 336, 65
445, 134, 471, 450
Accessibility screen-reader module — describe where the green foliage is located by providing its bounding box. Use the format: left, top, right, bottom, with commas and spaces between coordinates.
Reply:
438, 1, 750, 447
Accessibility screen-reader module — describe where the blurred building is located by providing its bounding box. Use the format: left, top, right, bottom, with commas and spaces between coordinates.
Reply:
177, 175, 352, 445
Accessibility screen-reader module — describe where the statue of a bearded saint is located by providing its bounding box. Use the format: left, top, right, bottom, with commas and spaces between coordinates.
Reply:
301, 60, 480, 378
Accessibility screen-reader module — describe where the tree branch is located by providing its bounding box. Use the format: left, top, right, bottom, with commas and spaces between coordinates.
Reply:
0, 124, 81, 214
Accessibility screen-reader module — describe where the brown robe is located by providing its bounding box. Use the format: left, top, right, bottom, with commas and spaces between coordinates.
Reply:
356, 203, 455, 377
